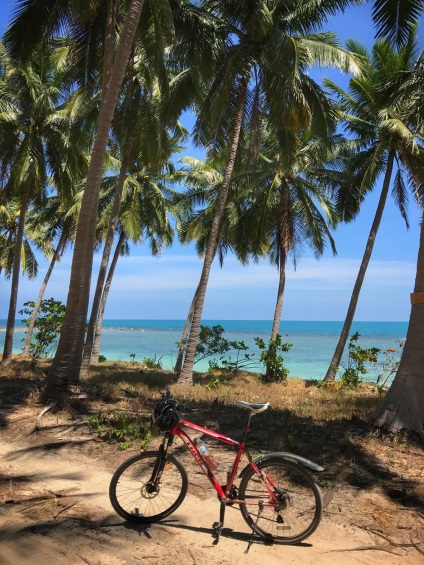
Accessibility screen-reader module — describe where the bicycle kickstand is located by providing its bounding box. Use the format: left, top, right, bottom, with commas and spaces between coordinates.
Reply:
245, 500, 264, 554
213, 499, 227, 544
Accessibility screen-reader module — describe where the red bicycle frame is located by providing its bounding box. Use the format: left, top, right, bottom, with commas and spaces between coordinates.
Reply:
169, 418, 278, 508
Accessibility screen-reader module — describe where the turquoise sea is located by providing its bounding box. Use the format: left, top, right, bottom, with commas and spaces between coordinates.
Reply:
0, 319, 407, 381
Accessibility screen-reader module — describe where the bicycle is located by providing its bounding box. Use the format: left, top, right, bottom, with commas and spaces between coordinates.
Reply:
109, 389, 324, 550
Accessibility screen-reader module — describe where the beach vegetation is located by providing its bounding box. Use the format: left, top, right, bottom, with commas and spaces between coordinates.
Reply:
87, 409, 152, 451
194, 324, 231, 364
233, 129, 342, 379
255, 334, 293, 384
142, 355, 163, 370
0, 42, 84, 366
176, 0, 363, 386
19, 299, 66, 367
323, 30, 424, 383
338, 332, 380, 388
0, 0, 423, 438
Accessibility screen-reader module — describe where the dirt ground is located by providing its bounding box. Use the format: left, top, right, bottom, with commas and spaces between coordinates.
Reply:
1, 398, 423, 565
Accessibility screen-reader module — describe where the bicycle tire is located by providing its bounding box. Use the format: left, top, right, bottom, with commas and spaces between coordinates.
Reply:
238, 457, 323, 544
109, 451, 188, 523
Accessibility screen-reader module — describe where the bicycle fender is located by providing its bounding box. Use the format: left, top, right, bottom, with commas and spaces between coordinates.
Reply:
239, 452, 324, 480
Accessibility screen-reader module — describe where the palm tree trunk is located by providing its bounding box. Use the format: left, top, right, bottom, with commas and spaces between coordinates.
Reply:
2, 185, 30, 365
373, 210, 424, 438
90, 230, 125, 365
44, 0, 145, 399
270, 252, 287, 341
101, 0, 115, 97
324, 150, 396, 382
177, 77, 248, 385
81, 154, 130, 371
22, 225, 69, 357
174, 286, 198, 373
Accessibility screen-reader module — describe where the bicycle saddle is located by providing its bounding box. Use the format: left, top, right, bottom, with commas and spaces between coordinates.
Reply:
234, 400, 269, 413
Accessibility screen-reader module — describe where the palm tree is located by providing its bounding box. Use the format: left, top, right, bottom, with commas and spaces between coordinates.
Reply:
323, 32, 424, 382
171, 156, 243, 372
20, 199, 79, 358
5, 0, 220, 396
89, 165, 175, 365
0, 45, 81, 365
177, 0, 362, 384
236, 131, 340, 359
371, 0, 423, 46
372, 32, 424, 437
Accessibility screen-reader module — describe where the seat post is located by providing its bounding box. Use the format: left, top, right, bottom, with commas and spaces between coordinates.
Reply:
240, 412, 253, 443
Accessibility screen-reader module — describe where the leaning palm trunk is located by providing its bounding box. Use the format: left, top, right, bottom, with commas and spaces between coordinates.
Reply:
373, 209, 424, 438
22, 225, 69, 357
1, 185, 30, 365
324, 150, 396, 382
174, 286, 198, 373
45, 0, 145, 398
81, 154, 130, 371
90, 230, 125, 365
270, 254, 287, 340
178, 79, 248, 385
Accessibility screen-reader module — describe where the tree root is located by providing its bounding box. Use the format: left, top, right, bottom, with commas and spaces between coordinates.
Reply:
34, 400, 58, 430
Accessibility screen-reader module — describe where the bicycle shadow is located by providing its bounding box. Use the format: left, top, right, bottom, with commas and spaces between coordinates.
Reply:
116, 518, 313, 548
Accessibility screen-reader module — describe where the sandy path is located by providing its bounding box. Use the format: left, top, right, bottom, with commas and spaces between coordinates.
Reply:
1, 429, 421, 565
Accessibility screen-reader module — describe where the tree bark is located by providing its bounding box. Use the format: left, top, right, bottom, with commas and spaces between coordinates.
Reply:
177, 77, 248, 385
324, 150, 396, 382
373, 231, 424, 438
1, 185, 30, 365
173, 286, 198, 373
270, 252, 287, 341
90, 230, 125, 365
44, 0, 145, 398
101, 0, 115, 98
81, 154, 130, 371
22, 224, 69, 357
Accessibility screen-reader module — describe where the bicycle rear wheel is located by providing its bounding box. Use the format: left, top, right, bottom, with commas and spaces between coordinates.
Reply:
109, 451, 188, 523
239, 457, 322, 544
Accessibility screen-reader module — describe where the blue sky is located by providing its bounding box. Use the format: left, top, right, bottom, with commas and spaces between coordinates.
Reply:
0, 1, 422, 321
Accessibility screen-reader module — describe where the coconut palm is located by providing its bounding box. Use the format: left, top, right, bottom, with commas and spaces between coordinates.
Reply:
0, 43, 82, 365
171, 156, 244, 372
323, 31, 424, 382
5, 0, 222, 395
177, 0, 362, 384
373, 35, 424, 437
371, 0, 423, 46
81, 51, 187, 370
0, 198, 56, 287
20, 198, 79, 358
236, 131, 340, 363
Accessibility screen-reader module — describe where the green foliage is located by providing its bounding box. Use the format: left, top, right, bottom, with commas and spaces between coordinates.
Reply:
255, 334, 293, 383
194, 325, 231, 364
20, 298, 66, 365
205, 374, 223, 390
129, 353, 136, 363
142, 354, 163, 369
98, 355, 107, 363
219, 340, 256, 373
339, 332, 380, 388
87, 410, 152, 450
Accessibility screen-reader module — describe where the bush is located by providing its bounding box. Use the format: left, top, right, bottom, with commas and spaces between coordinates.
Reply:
255, 334, 292, 383
20, 298, 66, 365
339, 332, 380, 388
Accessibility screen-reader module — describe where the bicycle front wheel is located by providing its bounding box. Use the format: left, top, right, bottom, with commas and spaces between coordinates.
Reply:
109, 451, 188, 523
239, 457, 322, 544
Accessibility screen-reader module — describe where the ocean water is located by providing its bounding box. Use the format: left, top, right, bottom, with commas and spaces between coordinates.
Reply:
0, 319, 407, 381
